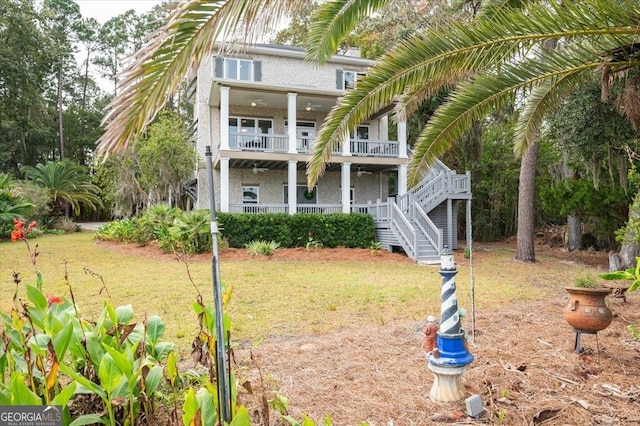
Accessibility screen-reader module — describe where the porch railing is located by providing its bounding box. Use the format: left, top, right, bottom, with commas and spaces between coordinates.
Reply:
227, 132, 399, 158
229, 203, 371, 214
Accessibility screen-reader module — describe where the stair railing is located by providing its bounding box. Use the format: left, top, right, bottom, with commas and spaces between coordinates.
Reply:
413, 203, 442, 255
389, 199, 417, 259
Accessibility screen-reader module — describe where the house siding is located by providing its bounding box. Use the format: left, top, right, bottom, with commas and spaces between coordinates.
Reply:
428, 201, 459, 249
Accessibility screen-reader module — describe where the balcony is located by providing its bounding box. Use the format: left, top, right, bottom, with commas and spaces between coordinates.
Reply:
227, 132, 400, 158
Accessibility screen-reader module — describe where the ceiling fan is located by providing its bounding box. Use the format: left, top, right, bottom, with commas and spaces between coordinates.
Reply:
252, 163, 268, 174
305, 102, 322, 111
357, 167, 372, 177
250, 98, 266, 107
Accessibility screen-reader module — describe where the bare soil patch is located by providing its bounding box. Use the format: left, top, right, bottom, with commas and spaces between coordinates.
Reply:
97, 240, 640, 424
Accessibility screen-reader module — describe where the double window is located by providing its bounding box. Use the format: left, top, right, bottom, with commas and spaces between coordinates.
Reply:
213, 57, 262, 81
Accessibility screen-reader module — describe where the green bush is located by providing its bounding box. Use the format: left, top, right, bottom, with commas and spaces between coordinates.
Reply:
160, 209, 212, 254
245, 240, 280, 256
217, 212, 374, 249
134, 204, 182, 246
94, 219, 137, 243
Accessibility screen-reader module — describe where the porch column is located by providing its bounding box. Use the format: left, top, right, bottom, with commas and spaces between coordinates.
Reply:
398, 164, 408, 196
342, 162, 351, 213
220, 87, 230, 150
220, 157, 230, 212
288, 160, 297, 215
379, 115, 389, 140
287, 92, 297, 154
398, 120, 407, 159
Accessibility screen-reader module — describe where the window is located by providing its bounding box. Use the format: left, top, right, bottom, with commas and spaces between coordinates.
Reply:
336, 70, 366, 90
352, 125, 370, 140
242, 186, 259, 204
213, 57, 262, 81
284, 185, 317, 204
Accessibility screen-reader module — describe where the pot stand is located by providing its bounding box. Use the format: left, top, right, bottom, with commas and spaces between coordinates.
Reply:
573, 328, 600, 355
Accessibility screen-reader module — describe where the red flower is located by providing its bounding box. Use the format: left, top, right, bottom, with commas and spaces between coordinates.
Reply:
11, 219, 37, 242
46, 294, 63, 307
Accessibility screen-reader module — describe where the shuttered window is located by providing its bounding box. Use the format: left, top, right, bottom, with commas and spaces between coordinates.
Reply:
213, 57, 262, 82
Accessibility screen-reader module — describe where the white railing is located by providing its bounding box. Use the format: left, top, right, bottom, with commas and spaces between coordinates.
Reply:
227, 132, 399, 158
297, 204, 342, 214
389, 201, 417, 259
414, 204, 442, 253
350, 139, 398, 157
229, 204, 287, 213
229, 132, 288, 152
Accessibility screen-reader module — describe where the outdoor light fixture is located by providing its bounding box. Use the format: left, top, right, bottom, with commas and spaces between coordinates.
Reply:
440, 246, 455, 270
250, 101, 257, 107
305, 103, 312, 111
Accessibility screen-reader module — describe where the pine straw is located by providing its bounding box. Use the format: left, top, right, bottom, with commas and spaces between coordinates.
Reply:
235, 292, 640, 425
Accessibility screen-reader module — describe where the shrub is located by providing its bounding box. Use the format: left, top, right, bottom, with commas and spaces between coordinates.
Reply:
217, 212, 375, 249
162, 209, 212, 254
53, 217, 80, 233
245, 240, 280, 256
134, 204, 182, 246
94, 219, 137, 243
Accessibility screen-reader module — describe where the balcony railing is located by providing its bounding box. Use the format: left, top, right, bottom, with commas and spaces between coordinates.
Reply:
228, 203, 371, 214
227, 132, 399, 158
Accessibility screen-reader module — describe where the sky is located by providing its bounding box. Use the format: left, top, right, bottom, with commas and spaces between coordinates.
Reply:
76, 0, 163, 24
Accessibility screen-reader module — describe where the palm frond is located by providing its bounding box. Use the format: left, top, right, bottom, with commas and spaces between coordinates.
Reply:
308, 0, 640, 187
96, 0, 304, 155
305, 0, 392, 64
407, 47, 633, 186
514, 70, 594, 155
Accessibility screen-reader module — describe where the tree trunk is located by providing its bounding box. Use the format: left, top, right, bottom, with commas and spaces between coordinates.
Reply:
57, 62, 65, 159
609, 191, 640, 271
515, 139, 539, 262
566, 214, 582, 251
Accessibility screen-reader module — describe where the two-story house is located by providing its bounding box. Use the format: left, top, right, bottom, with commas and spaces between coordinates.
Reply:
188, 44, 472, 263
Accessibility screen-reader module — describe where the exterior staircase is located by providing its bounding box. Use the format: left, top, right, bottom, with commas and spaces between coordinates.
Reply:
370, 161, 471, 263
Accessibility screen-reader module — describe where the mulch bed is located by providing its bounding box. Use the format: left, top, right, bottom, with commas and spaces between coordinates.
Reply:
234, 296, 640, 425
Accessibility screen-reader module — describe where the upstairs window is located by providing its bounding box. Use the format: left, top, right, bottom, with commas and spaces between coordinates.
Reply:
214, 57, 262, 81
336, 70, 365, 90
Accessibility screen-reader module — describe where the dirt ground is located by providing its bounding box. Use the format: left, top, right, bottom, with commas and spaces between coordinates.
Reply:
98, 240, 640, 425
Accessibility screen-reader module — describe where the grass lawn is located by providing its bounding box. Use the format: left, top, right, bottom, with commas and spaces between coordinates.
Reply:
0, 231, 605, 359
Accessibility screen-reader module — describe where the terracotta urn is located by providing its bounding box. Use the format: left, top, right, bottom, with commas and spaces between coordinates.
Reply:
563, 287, 612, 332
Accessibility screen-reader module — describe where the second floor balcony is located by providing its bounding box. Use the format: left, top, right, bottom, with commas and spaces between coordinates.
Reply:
228, 132, 400, 158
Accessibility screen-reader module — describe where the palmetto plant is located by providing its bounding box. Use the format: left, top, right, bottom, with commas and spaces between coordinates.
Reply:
21, 160, 103, 218
96, 0, 640, 189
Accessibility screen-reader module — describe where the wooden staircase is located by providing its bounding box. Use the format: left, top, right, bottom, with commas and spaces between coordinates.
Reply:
371, 161, 471, 263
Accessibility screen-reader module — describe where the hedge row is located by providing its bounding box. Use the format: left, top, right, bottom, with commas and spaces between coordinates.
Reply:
216, 212, 375, 248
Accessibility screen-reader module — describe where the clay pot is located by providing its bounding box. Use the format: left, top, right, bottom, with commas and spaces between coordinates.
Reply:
563, 287, 612, 332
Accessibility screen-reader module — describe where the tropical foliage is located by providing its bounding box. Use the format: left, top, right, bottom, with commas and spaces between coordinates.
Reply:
21, 160, 103, 218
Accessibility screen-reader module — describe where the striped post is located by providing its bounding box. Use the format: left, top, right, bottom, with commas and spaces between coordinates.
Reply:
439, 269, 460, 335
427, 246, 474, 403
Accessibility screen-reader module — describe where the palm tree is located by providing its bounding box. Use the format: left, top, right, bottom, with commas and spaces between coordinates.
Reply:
21, 161, 103, 218
96, 0, 640, 264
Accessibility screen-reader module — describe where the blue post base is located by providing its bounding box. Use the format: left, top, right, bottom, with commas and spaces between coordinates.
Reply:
428, 332, 474, 367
